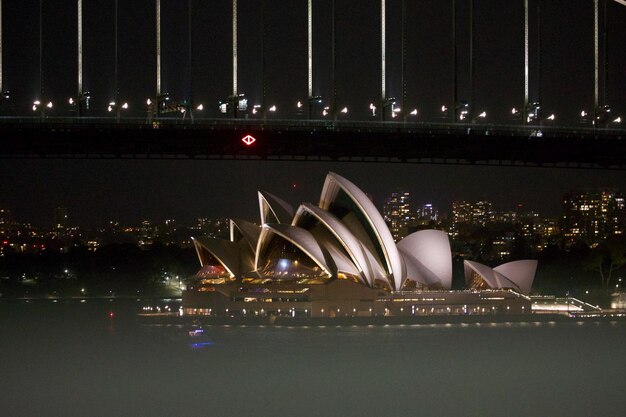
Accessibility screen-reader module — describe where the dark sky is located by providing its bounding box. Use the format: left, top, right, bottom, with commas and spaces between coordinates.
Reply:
1, 159, 625, 228
1, 1, 625, 227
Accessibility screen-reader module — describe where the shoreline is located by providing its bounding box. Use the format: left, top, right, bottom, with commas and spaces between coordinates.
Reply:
137, 311, 626, 327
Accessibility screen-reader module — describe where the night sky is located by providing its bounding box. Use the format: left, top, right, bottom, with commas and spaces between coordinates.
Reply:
1, 0, 625, 227
2, 160, 625, 228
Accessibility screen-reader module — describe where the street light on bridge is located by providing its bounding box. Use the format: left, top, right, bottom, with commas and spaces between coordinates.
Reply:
32, 100, 53, 113
472, 111, 487, 123
107, 101, 128, 114
68, 91, 91, 115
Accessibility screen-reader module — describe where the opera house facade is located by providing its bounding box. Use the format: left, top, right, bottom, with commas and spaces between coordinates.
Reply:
183, 172, 537, 317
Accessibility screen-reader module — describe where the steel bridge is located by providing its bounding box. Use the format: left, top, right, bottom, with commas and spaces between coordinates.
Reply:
0, 1, 625, 168
1, 117, 624, 169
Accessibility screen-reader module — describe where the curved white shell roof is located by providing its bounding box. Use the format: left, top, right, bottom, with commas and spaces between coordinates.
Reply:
397, 230, 452, 289
319, 172, 404, 290
292, 203, 388, 287
230, 218, 261, 253
192, 237, 241, 278
322, 242, 364, 284
399, 250, 443, 288
464, 260, 527, 293
255, 223, 333, 278
493, 260, 538, 295
258, 191, 294, 224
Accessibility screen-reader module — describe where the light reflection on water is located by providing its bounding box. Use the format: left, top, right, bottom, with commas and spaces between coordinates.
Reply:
1, 299, 626, 417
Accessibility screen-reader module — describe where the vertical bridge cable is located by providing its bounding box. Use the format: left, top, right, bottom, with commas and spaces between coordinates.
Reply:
156, 0, 161, 97
0, 0, 3, 94
594, 0, 599, 110
232, 0, 237, 97
381, 0, 386, 101
308, 0, 312, 98
524, 0, 529, 111
78, 0, 83, 96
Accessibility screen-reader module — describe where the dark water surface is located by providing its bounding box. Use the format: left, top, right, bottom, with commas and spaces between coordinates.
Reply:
1, 299, 625, 417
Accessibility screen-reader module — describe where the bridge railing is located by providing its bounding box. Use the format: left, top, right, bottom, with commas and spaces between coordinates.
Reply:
0, 115, 624, 140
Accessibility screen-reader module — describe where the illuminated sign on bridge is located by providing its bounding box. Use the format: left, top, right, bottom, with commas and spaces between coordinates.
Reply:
242, 135, 257, 146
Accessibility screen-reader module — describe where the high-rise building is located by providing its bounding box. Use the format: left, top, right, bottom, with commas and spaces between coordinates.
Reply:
54, 207, 69, 230
53, 207, 70, 240
139, 220, 156, 248
451, 200, 492, 237
561, 189, 625, 246
0, 209, 12, 234
416, 203, 439, 222
383, 191, 413, 241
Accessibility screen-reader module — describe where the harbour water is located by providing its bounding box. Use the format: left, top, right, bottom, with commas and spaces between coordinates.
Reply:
1, 298, 625, 417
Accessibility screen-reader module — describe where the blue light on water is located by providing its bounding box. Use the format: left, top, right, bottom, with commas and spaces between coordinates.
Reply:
190, 341, 214, 349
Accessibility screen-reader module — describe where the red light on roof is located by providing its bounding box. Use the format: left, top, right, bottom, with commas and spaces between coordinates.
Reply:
109, 312, 115, 318
242, 135, 256, 146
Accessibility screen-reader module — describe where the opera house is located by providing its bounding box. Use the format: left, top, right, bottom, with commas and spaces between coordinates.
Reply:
183, 172, 538, 317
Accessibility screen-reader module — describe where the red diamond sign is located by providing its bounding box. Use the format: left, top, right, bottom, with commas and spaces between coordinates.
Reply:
242, 135, 256, 146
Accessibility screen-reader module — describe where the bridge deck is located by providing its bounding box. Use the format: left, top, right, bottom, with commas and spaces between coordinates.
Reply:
1, 118, 625, 169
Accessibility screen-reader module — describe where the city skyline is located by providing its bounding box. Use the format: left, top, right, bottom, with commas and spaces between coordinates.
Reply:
1, 1, 625, 232
2, 2, 626, 416
2, 159, 625, 228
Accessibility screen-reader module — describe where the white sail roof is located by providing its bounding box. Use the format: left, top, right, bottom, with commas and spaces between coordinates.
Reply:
397, 230, 453, 289
258, 191, 294, 224
464, 260, 523, 293
230, 218, 261, 252
493, 260, 538, 295
192, 237, 241, 278
255, 223, 333, 278
319, 172, 404, 290
293, 203, 388, 287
